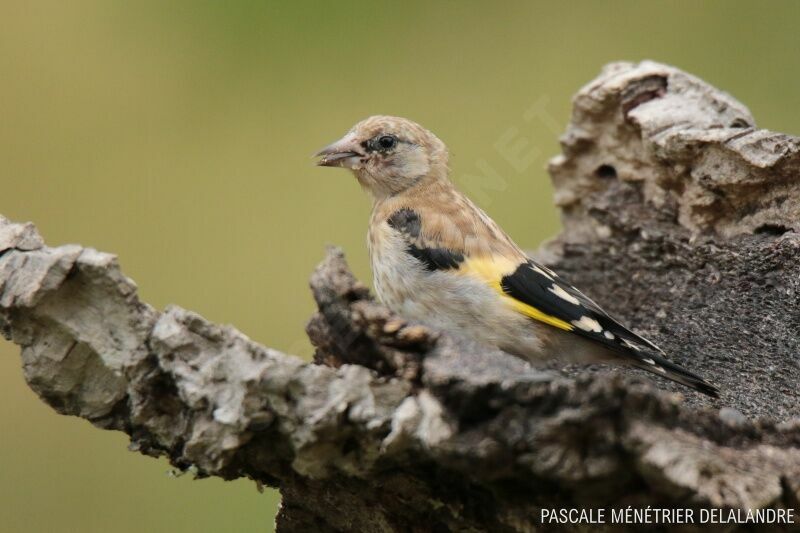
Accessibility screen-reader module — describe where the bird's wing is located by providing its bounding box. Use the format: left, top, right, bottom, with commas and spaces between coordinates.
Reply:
490, 258, 719, 396
489, 257, 662, 352
385, 205, 718, 397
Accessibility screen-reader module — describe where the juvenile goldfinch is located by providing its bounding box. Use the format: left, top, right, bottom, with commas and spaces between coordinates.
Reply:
316, 116, 719, 397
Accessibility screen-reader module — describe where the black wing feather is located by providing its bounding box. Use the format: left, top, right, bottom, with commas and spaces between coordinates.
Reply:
501, 260, 719, 397
500, 260, 654, 352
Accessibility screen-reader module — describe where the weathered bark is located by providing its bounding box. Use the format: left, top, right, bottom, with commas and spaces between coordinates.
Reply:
2, 61, 799, 532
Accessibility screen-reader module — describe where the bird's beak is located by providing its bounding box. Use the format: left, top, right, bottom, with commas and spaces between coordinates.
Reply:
314, 134, 362, 168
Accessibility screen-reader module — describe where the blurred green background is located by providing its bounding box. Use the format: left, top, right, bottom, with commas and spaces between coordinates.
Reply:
1, 1, 798, 531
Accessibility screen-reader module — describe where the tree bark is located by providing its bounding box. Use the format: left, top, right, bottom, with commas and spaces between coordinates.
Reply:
2, 61, 799, 532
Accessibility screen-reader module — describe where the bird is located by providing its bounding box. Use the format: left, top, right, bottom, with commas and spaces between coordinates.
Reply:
315, 115, 719, 397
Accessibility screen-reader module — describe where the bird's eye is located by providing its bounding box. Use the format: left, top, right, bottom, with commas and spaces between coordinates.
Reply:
377, 135, 397, 150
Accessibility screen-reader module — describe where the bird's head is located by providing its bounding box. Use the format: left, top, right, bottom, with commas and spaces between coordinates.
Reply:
315, 115, 448, 198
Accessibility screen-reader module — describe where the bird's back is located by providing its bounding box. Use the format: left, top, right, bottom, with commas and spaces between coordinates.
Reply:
370, 178, 523, 259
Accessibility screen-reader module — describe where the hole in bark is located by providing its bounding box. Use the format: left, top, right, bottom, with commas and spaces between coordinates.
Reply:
595, 164, 617, 179
730, 118, 751, 128
754, 224, 790, 236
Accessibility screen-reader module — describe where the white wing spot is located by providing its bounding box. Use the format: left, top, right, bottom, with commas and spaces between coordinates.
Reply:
653, 366, 667, 374
642, 357, 656, 365
622, 339, 642, 351
603, 331, 615, 340
572, 316, 602, 333
531, 265, 554, 280
548, 284, 580, 305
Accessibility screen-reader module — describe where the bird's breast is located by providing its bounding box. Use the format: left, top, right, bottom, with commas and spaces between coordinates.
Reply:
368, 222, 426, 311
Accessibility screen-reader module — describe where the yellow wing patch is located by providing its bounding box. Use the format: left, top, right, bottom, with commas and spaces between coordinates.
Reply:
458, 256, 574, 331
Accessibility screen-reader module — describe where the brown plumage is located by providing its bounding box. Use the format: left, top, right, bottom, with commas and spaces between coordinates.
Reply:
316, 115, 719, 397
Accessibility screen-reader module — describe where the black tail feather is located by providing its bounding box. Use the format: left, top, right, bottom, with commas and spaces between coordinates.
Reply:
630, 350, 720, 398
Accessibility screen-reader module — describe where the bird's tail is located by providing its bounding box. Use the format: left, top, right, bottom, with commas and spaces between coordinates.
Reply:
629, 350, 720, 398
